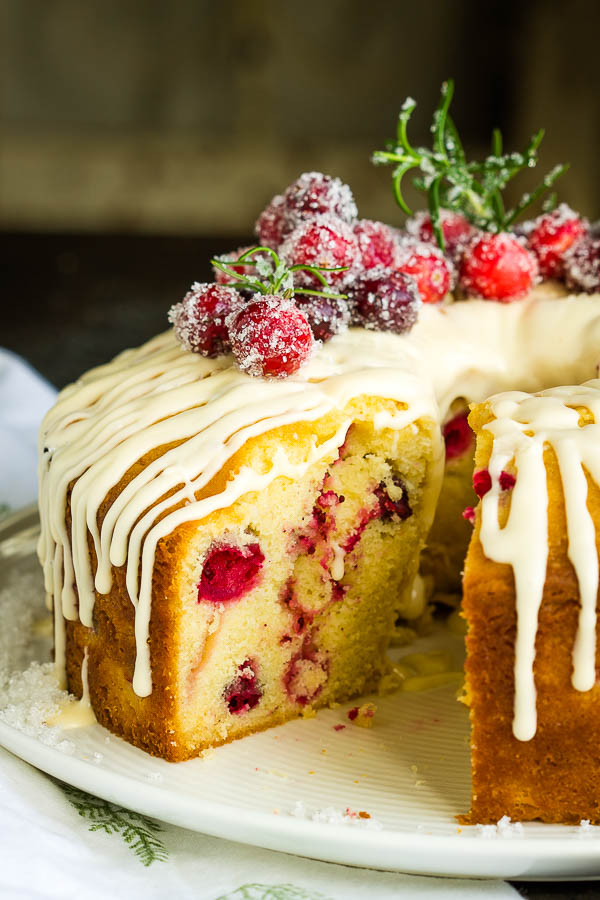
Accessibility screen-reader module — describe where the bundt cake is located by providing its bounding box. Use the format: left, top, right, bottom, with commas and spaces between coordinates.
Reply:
463, 382, 600, 823
37, 83, 600, 822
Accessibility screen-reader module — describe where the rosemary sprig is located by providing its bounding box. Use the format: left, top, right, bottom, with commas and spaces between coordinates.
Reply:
211, 246, 348, 300
372, 80, 569, 249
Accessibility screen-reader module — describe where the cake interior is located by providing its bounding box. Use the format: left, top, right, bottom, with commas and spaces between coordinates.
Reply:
67, 396, 440, 760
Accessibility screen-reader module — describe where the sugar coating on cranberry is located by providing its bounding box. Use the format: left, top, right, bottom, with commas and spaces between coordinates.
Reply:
224, 659, 262, 714
279, 215, 358, 288
395, 239, 453, 304
443, 410, 474, 461
347, 267, 420, 334
459, 232, 538, 301
528, 204, 587, 279
564, 237, 600, 294
213, 245, 258, 284
354, 219, 398, 269
168, 283, 242, 357
294, 294, 350, 342
282, 172, 357, 230
406, 209, 475, 257
227, 295, 314, 378
473, 469, 492, 498
255, 194, 287, 248
197, 542, 264, 603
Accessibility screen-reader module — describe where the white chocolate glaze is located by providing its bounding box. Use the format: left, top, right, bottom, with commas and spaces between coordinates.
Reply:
479, 381, 600, 741
38, 289, 600, 715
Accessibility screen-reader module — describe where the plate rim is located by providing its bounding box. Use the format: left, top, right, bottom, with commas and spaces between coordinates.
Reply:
2, 719, 600, 880
3, 504, 600, 880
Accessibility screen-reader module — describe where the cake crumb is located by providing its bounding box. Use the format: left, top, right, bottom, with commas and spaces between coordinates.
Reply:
348, 702, 376, 727
290, 800, 383, 830
300, 707, 316, 719
200, 748, 216, 760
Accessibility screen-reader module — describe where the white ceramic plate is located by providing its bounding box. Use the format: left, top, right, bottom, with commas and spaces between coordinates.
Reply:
1, 506, 599, 880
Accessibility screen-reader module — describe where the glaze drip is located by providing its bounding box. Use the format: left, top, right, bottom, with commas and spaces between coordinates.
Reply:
37, 291, 600, 711
480, 382, 600, 741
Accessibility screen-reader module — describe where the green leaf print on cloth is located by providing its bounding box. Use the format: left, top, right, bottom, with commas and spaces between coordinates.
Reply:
59, 782, 168, 866
217, 885, 331, 900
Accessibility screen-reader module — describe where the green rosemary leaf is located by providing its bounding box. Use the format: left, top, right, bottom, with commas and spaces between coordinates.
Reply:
504, 162, 569, 226
427, 173, 445, 250
372, 82, 569, 242
432, 79, 454, 157
392, 162, 419, 215
397, 97, 418, 157
444, 115, 465, 165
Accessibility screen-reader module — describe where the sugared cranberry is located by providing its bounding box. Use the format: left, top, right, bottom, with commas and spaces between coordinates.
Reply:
443, 411, 474, 461
347, 268, 420, 334
168, 283, 242, 357
353, 219, 398, 269
374, 478, 412, 521
197, 542, 264, 603
407, 209, 475, 257
528, 205, 587, 279
227, 296, 314, 378
499, 470, 516, 491
473, 469, 492, 498
224, 659, 262, 714
279, 215, 358, 288
395, 240, 453, 304
564, 237, 600, 293
255, 194, 287, 248
213, 246, 258, 285
294, 294, 350, 342
282, 172, 357, 230
459, 233, 538, 301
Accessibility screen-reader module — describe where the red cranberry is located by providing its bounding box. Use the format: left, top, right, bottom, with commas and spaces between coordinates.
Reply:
499, 470, 516, 491
284, 641, 328, 706
213, 246, 258, 285
459, 233, 538, 301
443, 411, 474, 461
197, 542, 264, 603
407, 209, 475, 257
280, 215, 358, 288
395, 240, 453, 304
168, 283, 241, 357
347, 268, 420, 334
255, 194, 287, 248
224, 659, 262, 714
228, 296, 314, 378
347, 707, 359, 721
374, 478, 412, 521
462, 506, 475, 523
353, 219, 398, 269
528, 204, 587, 279
564, 237, 600, 293
473, 469, 492, 498
294, 294, 350, 342
282, 172, 357, 230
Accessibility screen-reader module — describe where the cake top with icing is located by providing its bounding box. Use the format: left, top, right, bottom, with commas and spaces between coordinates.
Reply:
166, 82, 597, 382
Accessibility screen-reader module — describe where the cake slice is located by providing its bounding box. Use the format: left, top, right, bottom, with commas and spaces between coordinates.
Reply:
462, 381, 600, 823
53, 362, 441, 760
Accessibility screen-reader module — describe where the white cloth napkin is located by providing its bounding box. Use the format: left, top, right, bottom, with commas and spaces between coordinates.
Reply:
0, 348, 519, 899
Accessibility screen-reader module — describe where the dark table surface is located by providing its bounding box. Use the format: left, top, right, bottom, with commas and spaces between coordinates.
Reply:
2, 231, 600, 898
